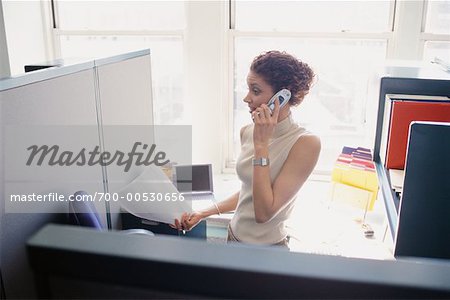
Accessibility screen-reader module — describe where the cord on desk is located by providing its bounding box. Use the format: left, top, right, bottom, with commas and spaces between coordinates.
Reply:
0, 267, 6, 300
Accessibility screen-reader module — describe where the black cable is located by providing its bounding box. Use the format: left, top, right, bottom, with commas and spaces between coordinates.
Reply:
50, 0, 57, 29
0, 267, 6, 300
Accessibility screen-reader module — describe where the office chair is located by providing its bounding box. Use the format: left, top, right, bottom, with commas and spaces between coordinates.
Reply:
68, 191, 154, 236
68, 191, 104, 230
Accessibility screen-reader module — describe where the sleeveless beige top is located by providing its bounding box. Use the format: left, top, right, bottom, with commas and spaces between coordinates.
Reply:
229, 113, 308, 245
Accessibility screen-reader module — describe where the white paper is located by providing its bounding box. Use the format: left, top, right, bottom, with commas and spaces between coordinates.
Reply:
117, 166, 193, 224
389, 169, 405, 192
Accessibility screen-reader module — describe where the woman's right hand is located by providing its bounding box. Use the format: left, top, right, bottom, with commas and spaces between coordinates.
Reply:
170, 211, 204, 232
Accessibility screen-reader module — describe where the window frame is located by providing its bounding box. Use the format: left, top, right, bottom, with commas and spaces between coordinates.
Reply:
39, 0, 450, 175
43, 1, 230, 174
47, 0, 185, 60
223, 0, 398, 173
420, 0, 450, 62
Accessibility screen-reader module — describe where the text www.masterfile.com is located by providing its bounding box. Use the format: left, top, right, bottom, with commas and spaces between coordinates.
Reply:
9, 192, 185, 202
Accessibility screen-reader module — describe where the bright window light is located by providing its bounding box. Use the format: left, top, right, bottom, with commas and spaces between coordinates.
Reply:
424, 0, 450, 35
233, 37, 387, 172
57, 1, 185, 31
235, 0, 392, 32
423, 41, 450, 63
59, 35, 185, 125
55, 1, 186, 125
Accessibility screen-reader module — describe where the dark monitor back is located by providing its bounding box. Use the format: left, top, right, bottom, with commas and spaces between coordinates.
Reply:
394, 121, 450, 259
27, 225, 450, 299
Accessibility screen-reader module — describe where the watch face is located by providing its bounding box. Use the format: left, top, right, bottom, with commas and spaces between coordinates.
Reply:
252, 158, 269, 166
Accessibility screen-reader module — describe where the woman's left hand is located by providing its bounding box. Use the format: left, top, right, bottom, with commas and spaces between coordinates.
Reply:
252, 98, 280, 149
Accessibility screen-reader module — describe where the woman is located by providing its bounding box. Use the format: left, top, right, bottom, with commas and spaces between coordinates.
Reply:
172, 51, 320, 248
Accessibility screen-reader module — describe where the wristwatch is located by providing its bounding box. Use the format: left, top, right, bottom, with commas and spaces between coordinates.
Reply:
252, 157, 270, 166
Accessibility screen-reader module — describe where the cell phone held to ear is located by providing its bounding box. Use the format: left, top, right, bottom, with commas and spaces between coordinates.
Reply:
267, 89, 291, 114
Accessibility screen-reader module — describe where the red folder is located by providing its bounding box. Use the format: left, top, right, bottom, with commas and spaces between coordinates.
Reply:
386, 101, 450, 169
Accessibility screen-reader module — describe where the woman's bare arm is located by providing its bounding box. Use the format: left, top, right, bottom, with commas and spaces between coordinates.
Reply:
173, 191, 239, 231
252, 134, 321, 223
198, 191, 239, 218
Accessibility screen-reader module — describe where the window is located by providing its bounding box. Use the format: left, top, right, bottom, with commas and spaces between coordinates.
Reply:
230, 1, 394, 172
56, 1, 185, 31
423, 0, 450, 35
52, 1, 186, 125
423, 41, 450, 63
235, 1, 392, 32
422, 0, 450, 63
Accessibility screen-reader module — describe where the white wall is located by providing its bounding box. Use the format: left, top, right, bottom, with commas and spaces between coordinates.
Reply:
389, 0, 425, 60
2, 0, 47, 75
185, 1, 227, 174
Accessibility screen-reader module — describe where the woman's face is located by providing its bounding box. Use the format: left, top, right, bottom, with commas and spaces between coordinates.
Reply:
243, 71, 275, 114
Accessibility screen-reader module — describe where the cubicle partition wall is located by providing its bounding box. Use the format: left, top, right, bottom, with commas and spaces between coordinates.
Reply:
0, 49, 153, 298
27, 224, 450, 299
374, 66, 450, 161
0, 62, 104, 298
95, 53, 154, 230
373, 65, 450, 254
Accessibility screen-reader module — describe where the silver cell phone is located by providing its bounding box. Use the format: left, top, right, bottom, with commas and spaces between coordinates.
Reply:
267, 89, 291, 113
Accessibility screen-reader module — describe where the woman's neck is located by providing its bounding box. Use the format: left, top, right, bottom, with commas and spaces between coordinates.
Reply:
277, 107, 291, 123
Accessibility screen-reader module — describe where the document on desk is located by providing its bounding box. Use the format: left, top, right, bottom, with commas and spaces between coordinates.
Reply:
116, 166, 193, 224
389, 169, 405, 193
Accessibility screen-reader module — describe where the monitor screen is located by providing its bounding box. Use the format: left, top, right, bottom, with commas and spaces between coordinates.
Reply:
174, 164, 212, 193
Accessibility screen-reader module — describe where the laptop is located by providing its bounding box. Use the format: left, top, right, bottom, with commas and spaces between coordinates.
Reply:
174, 164, 216, 201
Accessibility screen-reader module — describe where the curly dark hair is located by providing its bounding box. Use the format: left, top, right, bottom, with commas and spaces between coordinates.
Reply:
250, 50, 315, 106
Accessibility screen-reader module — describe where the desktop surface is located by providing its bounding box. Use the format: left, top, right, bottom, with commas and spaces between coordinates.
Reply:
119, 172, 396, 259
208, 174, 394, 259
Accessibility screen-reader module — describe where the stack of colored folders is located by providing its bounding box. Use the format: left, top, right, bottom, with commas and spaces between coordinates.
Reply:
331, 147, 379, 211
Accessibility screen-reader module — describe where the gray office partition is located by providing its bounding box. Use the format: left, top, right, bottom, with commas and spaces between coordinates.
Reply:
28, 224, 450, 299
0, 62, 104, 298
94, 49, 155, 230
373, 65, 450, 239
95, 50, 153, 126
0, 49, 155, 298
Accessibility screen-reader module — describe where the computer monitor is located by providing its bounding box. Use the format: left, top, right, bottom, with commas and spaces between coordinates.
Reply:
27, 224, 450, 299
174, 164, 213, 193
394, 121, 450, 259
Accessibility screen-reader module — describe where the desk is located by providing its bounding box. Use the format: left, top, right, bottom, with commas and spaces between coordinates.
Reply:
191, 173, 238, 243
119, 173, 238, 240
123, 173, 394, 259
286, 179, 394, 260
207, 173, 240, 241
208, 174, 394, 259
190, 197, 232, 243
